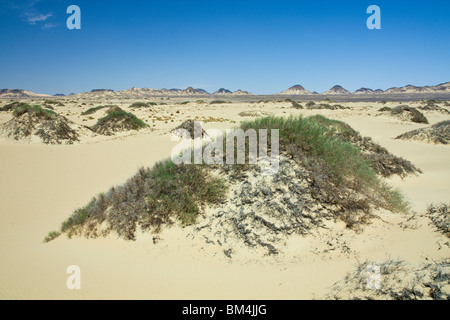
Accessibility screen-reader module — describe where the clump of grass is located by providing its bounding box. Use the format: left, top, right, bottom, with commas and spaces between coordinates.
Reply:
0, 101, 29, 112
81, 105, 117, 115
391, 105, 429, 124
240, 115, 375, 185
379, 106, 392, 112
43, 231, 61, 243
308, 114, 421, 179
238, 115, 410, 214
96, 110, 148, 130
61, 198, 96, 233
210, 100, 228, 104
12, 104, 57, 120
305, 101, 315, 108
427, 203, 449, 237
180, 101, 191, 105
147, 161, 227, 225
44, 100, 64, 106
49, 162, 227, 241
129, 102, 155, 108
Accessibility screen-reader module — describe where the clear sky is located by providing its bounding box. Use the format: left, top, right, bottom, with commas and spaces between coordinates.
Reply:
0, 0, 449, 95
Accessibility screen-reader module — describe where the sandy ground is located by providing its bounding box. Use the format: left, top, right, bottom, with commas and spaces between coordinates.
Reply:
0, 98, 449, 299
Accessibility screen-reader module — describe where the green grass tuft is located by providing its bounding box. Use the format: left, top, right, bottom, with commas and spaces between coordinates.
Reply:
96, 110, 149, 130
43, 231, 61, 243
13, 104, 57, 120
81, 105, 117, 115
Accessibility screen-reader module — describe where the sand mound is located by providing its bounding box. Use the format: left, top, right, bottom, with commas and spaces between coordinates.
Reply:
81, 105, 119, 116
0, 104, 91, 144
395, 120, 450, 144
91, 108, 149, 136
418, 104, 450, 114
306, 103, 349, 110
327, 259, 450, 300
0, 101, 29, 112
391, 105, 429, 124
171, 119, 208, 139
191, 156, 374, 256
238, 110, 271, 117
50, 116, 416, 257
427, 203, 450, 237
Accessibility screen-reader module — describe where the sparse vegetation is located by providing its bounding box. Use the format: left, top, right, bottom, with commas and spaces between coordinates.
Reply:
0, 101, 30, 112
81, 105, 117, 116
48, 115, 412, 244
52, 162, 227, 241
43, 231, 61, 243
395, 120, 450, 144
91, 110, 148, 135
129, 102, 155, 108
44, 100, 64, 107
308, 115, 421, 179
305, 101, 315, 108
210, 100, 228, 104
328, 258, 450, 300
12, 104, 56, 120
391, 105, 429, 124
238, 115, 410, 215
427, 203, 449, 237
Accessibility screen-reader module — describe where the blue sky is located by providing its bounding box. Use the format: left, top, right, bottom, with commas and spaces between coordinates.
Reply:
0, 0, 449, 95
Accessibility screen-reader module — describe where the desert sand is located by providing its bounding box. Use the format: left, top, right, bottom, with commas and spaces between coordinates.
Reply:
0, 97, 449, 299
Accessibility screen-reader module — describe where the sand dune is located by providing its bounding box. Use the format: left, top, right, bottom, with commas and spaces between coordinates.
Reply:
0, 97, 449, 299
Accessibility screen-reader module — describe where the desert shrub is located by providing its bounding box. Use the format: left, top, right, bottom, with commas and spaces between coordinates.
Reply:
391, 105, 429, 124
379, 107, 392, 112
44, 100, 64, 106
51, 162, 227, 241
306, 101, 315, 108
427, 203, 450, 237
238, 115, 409, 214
95, 110, 148, 130
129, 102, 154, 108
49, 115, 411, 243
291, 101, 303, 109
12, 104, 56, 120
81, 105, 117, 115
308, 115, 421, 178
43, 231, 61, 243
1, 101, 30, 112
210, 100, 228, 104
327, 258, 450, 300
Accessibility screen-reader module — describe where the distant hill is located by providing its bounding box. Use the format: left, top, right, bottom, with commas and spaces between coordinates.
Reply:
0, 89, 50, 98
322, 85, 351, 95
233, 89, 252, 95
385, 82, 450, 94
278, 85, 312, 95
2, 81, 449, 99
214, 88, 233, 95
354, 88, 375, 94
